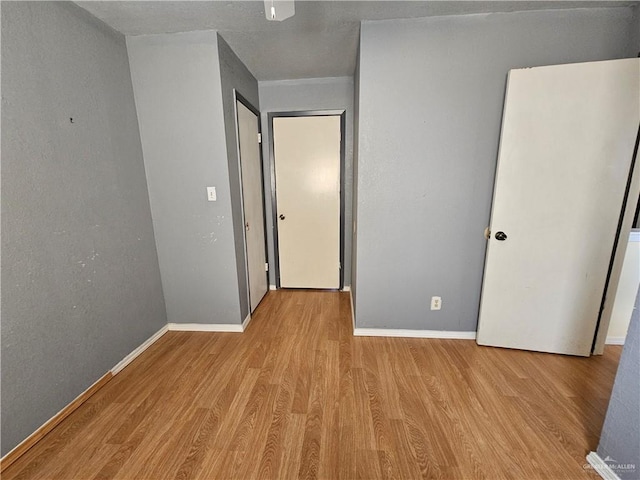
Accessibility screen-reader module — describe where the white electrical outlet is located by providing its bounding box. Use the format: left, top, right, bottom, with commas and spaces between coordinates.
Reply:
431, 296, 442, 311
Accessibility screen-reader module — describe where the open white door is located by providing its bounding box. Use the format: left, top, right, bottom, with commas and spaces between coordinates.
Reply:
273, 115, 341, 289
477, 59, 639, 356
237, 99, 268, 313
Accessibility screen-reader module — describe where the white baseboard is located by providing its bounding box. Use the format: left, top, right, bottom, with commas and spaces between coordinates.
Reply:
1, 323, 171, 469
269, 285, 277, 290
167, 323, 243, 332
0, 370, 113, 470
111, 324, 169, 374
342, 286, 351, 292
586, 452, 622, 480
242, 313, 252, 330
606, 336, 626, 345
353, 328, 477, 339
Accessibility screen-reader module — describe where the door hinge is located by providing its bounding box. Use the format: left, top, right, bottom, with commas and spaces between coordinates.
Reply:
265, 262, 269, 272
258, 133, 262, 144
339, 262, 342, 270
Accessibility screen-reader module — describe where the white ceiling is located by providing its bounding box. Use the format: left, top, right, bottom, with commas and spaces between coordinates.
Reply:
76, 1, 638, 80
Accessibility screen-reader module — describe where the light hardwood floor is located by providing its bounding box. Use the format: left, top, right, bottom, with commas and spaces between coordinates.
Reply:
4, 290, 620, 479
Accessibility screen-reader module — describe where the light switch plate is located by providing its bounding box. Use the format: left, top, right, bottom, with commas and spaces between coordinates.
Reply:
207, 186, 216, 202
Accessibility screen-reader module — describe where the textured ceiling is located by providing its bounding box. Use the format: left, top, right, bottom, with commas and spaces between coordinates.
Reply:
76, 1, 638, 80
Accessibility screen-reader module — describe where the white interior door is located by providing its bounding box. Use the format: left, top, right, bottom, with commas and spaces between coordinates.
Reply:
477, 59, 639, 356
273, 115, 341, 289
237, 99, 268, 312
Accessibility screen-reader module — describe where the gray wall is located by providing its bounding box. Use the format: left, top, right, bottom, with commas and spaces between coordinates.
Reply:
351, 46, 361, 312
258, 77, 354, 287
1, 2, 167, 455
127, 31, 242, 325
355, 7, 637, 330
597, 288, 640, 479
631, 5, 640, 56
217, 34, 260, 321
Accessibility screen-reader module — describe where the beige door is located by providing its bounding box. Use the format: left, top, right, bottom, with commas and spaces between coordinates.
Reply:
237, 100, 268, 312
477, 59, 640, 356
273, 115, 341, 289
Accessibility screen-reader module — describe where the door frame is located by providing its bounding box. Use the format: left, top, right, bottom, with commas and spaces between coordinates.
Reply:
234, 89, 270, 312
592, 124, 640, 353
268, 110, 346, 290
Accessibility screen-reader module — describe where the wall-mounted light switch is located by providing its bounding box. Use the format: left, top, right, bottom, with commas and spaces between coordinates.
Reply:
207, 187, 217, 202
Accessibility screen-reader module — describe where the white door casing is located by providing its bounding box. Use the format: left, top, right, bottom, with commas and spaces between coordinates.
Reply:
273, 115, 341, 289
477, 59, 640, 356
237, 99, 268, 312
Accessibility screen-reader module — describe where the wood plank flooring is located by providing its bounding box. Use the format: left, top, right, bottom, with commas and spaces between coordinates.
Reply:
4, 290, 621, 479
